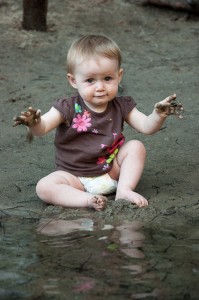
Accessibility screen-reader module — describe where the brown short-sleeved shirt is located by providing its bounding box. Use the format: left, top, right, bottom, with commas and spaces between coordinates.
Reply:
53, 94, 136, 176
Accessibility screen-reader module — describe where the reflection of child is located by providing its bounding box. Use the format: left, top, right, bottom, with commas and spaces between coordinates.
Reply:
116, 221, 145, 259
13, 35, 183, 211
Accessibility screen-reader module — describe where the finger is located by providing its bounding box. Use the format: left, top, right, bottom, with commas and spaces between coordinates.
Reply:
21, 111, 31, 117
29, 107, 40, 117
27, 107, 35, 115
13, 119, 23, 127
14, 116, 23, 122
36, 109, 41, 117
155, 103, 165, 110
18, 115, 27, 121
167, 93, 176, 103
175, 110, 183, 119
13, 121, 19, 127
177, 103, 183, 111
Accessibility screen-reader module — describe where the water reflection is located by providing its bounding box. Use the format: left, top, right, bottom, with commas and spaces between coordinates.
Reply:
1, 215, 198, 299
37, 218, 145, 259
115, 221, 161, 299
37, 217, 94, 235
36, 217, 159, 298
116, 221, 145, 259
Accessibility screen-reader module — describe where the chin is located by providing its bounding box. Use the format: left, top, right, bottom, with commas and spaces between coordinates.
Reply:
96, 100, 109, 106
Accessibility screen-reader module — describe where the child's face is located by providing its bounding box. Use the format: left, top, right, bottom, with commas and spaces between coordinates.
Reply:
67, 56, 123, 112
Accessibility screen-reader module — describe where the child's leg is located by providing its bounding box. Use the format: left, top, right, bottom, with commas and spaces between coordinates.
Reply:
109, 140, 148, 207
36, 171, 107, 211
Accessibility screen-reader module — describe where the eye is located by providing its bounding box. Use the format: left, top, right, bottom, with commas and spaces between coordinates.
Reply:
104, 76, 112, 81
86, 78, 94, 83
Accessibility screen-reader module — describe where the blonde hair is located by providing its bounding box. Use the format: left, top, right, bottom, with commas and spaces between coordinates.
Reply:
66, 35, 122, 74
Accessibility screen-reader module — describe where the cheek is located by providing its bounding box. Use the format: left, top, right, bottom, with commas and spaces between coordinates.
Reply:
85, 85, 94, 93
109, 83, 118, 92
80, 86, 93, 98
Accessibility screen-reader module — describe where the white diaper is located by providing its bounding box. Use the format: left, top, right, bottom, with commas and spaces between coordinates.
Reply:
79, 173, 117, 195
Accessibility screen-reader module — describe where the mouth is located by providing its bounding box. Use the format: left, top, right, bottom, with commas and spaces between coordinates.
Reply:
95, 94, 107, 98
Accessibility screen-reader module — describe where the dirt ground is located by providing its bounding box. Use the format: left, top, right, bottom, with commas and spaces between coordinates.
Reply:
0, 0, 198, 226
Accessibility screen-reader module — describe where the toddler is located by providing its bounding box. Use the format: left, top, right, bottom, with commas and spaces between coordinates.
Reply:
13, 35, 183, 211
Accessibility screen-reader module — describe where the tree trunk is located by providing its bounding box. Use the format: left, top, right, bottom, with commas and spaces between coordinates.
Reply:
22, 0, 48, 31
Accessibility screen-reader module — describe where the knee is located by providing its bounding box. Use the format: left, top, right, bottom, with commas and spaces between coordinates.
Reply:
127, 140, 146, 159
36, 178, 50, 202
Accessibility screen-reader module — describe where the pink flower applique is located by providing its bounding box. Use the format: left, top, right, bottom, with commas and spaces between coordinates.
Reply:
113, 132, 117, 139
84, 110, 91, 117
101, 144, 107, 149
72, 114, 91, 132
97, 156, 106, 165
103, 164, 110, 171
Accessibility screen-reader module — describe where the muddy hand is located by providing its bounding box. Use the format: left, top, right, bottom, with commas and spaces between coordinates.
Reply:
13, 107, 41, 127
155, 94, 183, 119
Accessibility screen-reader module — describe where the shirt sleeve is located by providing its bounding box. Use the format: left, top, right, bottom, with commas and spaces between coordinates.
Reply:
53, 97, 74, 121
117, 96, 137, 119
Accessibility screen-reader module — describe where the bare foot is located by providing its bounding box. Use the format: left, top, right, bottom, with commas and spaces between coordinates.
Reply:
88, 195, 107, 211
115, 190, 148, 208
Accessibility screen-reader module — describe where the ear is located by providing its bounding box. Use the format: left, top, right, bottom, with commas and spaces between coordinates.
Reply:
67, 73, 77, 89
118, 68, 123, 83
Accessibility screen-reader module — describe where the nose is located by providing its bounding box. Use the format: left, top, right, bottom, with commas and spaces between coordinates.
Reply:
96, 81, 104, 91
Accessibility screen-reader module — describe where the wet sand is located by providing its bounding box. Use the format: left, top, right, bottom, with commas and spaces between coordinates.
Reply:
1, 0, 198, 225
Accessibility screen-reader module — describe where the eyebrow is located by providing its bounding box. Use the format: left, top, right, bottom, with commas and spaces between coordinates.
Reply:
84, 71, 115, 77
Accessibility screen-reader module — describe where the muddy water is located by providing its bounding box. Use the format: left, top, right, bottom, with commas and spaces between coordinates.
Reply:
0, 215, 198, 300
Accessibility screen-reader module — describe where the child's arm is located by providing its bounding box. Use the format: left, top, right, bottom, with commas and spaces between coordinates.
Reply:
13, 106, 64, 136
126, 94, 183, 135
